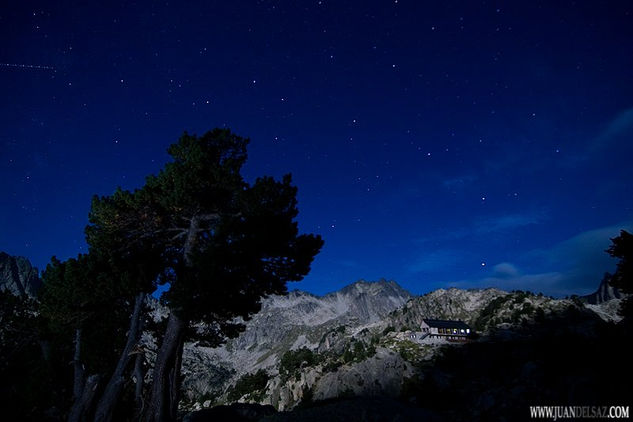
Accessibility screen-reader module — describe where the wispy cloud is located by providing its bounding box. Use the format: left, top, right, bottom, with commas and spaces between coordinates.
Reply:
449, 264, 567, 296
449, 264, 564, 296
450, 221, 633, 296
532, 225, 627, 265
567, 106, 633, 165
491, 262, 520, 278
475, 212, 545, 234
594, 107, 633, 147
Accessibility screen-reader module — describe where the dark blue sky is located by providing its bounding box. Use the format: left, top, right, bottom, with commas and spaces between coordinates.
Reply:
1, 1, 632, 296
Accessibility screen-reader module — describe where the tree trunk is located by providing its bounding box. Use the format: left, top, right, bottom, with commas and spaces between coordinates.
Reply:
143, 216, 198, 422
143, 311, 186, 422
39, 339, 51, 363
169, 336, 184, 418
68, 374, 101, 422
72, 328, 85, 401
93, 292, 146, 422
133, 348, 146, 417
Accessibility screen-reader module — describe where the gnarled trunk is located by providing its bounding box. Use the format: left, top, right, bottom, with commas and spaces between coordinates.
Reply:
143, 311, 186, 422
143, 215, 199, 422
93, 292, 146, 422
68, 374, 101, 422
133, 348, 146, 417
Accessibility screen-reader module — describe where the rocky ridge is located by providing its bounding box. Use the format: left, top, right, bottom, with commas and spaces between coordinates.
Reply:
171, 280, 623, 412
582, 275, 622, 304
175, 279, 412, 408
0, 252, 41, 298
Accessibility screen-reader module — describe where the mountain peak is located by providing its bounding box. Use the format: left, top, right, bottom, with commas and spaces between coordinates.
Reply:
335, 279, 410, 297
582, 275, 622, 304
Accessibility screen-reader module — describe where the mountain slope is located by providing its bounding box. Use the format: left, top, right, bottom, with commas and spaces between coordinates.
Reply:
582, 276, 621, 304
169, 280, 618, 413
176, 280, 412, 408
386, 288, 582, 333
0, 252, 41, 298
207, 279, 410, 371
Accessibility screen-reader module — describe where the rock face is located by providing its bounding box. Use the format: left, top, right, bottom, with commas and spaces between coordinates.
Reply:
204, 279, 411, 375
582, 276, 622, 304
385, 287, 579, 333
176, 280, 412, 409
388, 287, 508, 328
168, 279, 618, 412
0, 252, 41, 298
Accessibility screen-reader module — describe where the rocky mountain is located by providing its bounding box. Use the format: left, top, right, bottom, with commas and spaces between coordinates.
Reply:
0, 252, 41, 298
581, 275, 622, 304
172, 279, 625, 414
174, 279, 412, 409
199, 279, 410, 370
385, 287, 507, 329
385, 287, 590, 332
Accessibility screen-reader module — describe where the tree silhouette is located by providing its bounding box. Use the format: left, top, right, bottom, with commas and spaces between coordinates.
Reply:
607, 230, 633, 318
0, 290, 53, 419
41, 191, 165, 422
40, 254, 131, 421
85, 129, 323, 421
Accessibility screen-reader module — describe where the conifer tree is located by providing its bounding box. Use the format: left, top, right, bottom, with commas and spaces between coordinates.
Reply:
607, 230, 633, 318
41, 191, 164, 422
84, 129, 323, 422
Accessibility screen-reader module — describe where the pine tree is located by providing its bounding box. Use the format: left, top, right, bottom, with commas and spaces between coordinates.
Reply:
40, 210, 163, 422
607, 230, 633, 318
84, 129, 322, 421
40, 254, 132, 422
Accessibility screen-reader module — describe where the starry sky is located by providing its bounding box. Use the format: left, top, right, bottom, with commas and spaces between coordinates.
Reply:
1, 1, 632, 297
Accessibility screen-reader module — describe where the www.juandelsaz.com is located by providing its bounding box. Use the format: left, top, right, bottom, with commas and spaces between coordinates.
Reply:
530, 406, 630, 419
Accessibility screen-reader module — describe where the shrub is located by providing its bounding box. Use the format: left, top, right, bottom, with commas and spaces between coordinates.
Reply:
227, 369, 270, 402
512, 290, 529, 304
521, 302, 535, 314
323, 359, 342, 372
396, 340, 423, 363
299, 385, 313, 407
382, 326, 395, 335
474, 295, 512, 330
342, 340, 376, 364
279, 347, 318, 379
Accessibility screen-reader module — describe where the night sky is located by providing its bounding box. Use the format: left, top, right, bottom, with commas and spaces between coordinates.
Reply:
1, 1, 632, 297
